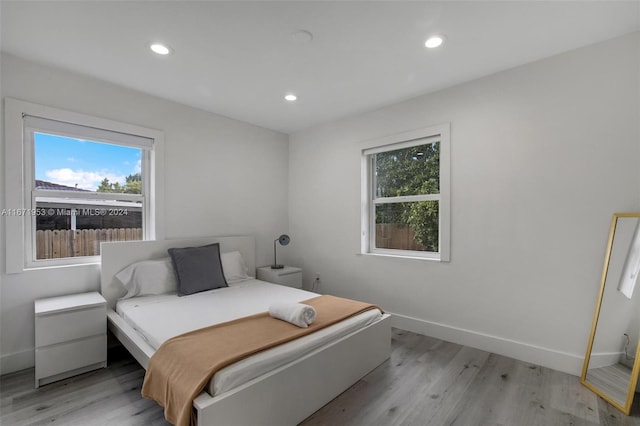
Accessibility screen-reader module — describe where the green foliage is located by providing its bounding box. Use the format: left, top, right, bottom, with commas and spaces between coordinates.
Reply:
126, 173, 141, 183
96, 173, 142, 194
406, 201, 439, 252
374, 142, 440, 251
375, 142, 439, 197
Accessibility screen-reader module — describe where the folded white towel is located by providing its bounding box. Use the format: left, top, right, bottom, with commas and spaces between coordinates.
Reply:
268, 302, 317, 328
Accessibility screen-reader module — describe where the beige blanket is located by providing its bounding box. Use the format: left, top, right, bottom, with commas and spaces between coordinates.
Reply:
141, 295, 381, 426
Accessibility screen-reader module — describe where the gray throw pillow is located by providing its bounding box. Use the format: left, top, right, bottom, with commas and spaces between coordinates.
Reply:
168, 243, 228, 296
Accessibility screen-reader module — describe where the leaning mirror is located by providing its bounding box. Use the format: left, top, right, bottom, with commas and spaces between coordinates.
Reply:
581, 213, 640, 414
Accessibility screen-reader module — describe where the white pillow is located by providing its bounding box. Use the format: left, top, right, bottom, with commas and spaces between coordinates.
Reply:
115, 258, 177, 299
220, 251, 250, 283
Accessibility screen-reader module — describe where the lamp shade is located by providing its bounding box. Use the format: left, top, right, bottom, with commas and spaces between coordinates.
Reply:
278, 234, 290, 246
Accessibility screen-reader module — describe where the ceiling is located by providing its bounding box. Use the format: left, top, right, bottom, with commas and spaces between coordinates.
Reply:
2, 1, 639, 134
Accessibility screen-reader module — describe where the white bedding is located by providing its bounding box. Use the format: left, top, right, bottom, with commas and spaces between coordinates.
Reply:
115, 279, 382, 395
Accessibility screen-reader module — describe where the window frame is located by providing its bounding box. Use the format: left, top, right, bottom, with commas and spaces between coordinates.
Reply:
4, 98, 165, 272
360, 123, 450, 261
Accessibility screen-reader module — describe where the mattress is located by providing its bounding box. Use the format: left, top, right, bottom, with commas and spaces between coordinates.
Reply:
115, 279, 382, 395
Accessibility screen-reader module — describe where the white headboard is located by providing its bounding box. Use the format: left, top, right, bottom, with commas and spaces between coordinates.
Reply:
100, 235, 255, 310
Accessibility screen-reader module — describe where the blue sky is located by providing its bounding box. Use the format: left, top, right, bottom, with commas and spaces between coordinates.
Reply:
35, 133, 141, 191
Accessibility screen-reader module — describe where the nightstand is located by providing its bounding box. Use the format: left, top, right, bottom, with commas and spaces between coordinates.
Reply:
256, 266, 302, 288
34, 291, 107, 388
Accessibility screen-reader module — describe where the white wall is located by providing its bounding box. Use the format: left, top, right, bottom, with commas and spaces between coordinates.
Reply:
0, 54, 290, 373
288, 33, 640, 375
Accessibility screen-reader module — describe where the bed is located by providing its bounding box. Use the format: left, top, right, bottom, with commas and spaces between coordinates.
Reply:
100, 236, 391, 426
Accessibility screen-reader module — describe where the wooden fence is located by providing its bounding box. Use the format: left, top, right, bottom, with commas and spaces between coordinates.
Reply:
375, 224, 424, 251
36, 228, 142, 260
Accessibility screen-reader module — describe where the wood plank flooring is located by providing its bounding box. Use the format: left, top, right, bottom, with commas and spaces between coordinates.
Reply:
586, 364, 634, 407
1, 329, 640, 426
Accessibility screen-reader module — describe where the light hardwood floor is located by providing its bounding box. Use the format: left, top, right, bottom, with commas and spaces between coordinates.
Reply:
586, 364, 634, 408
2, 329, 639, 426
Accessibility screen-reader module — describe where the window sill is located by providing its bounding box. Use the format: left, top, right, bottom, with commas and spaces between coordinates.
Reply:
358, 252, 444, 262
20, 260, 100, 273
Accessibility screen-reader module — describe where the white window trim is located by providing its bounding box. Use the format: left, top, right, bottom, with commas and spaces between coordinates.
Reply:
360, 123, 450, 262
4, 98, 165, 273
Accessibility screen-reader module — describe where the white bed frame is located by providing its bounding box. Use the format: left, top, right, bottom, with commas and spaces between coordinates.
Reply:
100, 236, 391, 426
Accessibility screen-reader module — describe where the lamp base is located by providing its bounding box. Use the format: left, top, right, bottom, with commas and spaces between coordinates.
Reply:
271, 264, 285, 269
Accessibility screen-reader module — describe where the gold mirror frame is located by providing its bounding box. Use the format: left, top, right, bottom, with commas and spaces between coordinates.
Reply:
581, 213, 640, 414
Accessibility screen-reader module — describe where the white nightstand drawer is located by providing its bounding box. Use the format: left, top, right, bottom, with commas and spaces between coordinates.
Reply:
277, 272, 303, 288
256, 266, 302, 288
34, 292, 107, 387
36, 305, 106, 347
35, 334, 107, 379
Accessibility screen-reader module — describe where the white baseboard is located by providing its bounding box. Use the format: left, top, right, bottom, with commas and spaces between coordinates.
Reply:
390, 312, 585, 376
1, 348, 34, 376
587, 351, 623, 369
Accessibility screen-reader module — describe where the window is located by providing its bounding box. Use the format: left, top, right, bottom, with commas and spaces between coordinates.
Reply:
4, 99, 164, 271
361, 124, 450, 261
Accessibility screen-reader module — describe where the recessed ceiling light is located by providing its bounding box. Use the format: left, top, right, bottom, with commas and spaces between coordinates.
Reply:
425, 36, 445, 49
284, 94, 298, 102
150, 43, 172, 55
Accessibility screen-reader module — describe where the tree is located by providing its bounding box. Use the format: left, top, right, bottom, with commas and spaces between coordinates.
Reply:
374, 142, 440, 251
126, 173, 141, 183
97, 178, 114, 193
96, 173, 142, 194
124, 173, 142, 194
